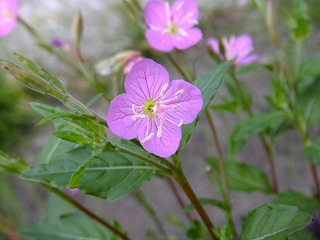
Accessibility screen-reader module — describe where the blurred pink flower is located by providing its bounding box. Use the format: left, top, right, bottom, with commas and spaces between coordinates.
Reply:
0, 0, 18, 37
207, 34, 259, 67
68, 188, 80, 196
123, 56, 144, 74
144, 0, 202, 52
107, 59, 202, 157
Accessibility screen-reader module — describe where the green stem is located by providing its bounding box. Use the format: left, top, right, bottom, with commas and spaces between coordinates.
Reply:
166, 53, 192, 82
41, 184, 131, 240
132, 190, 168, 239
117, 146, 172, 174
205, 109, 237, 236
172, 156, 218, 240
165, 177, 194, 221
230, 71, 279, 194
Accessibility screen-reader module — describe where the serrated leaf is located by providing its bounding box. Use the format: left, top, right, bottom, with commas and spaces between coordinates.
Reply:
272, 190, 320, 214
179, 61, 232, 150
19, 194, 122, 240
228, 111, 285, 157
53, 131, 92, 145
205, 157, 272, 193
239, 204, 312, 240
0, 151, 30, 174
22, 145, 157, 200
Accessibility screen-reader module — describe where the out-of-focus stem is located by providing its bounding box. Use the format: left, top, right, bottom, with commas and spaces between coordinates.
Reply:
42, 184, 131, 240
165, 177, 194, 221
132, 190, 168, 239
230, 71, 279, 194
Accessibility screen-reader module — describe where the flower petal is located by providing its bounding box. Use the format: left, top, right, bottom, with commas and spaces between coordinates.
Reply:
0, 0, 18, 37
173, 28, 202, 50
106, 93, 144, 140
145, 29, 175, 52
171, 0, 199, 29
138, 119, 182, 158
235, 54, 259, 66
144, 0, 170, 29
124, 59, 170, 99
162, 80, 203, 125
206, 38, 224, 60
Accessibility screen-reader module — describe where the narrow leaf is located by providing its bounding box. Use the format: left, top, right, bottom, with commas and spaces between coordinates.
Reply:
179, 61, 232, 150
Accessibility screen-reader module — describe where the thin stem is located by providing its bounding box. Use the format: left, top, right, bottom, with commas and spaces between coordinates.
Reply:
132, 190, 169, 239
117, 146, 172, 174
166, 53, 192, 82
165, 177, 194, 221
230, 71, 279, 194
172, 165, 218, 240
205, 109, 237, 236
310, 162, 320, 200
42, 184, 130, 240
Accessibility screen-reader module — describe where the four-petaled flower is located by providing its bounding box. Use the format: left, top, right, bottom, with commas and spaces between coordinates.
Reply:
144, 0, 202, 52
0, 0, 18, 37
206, 34, 259, 67
107, 59, 203, 158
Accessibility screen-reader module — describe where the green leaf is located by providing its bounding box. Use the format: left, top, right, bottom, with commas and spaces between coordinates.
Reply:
53, 131, 92, 145
287, 229, 313, 240
14, 52, 67, 94
19, 194, 123, 240
284, 0, 310, 41
0, 151, 30, 174
179, 61, 232, 150
205, 157, 272, 194
303, 138, 320, 164
38, 136, 75, 164
183, 198, 230, 213
187, 220, 211, 240
272, 190, 320, 214
228, 111, 285, 157
22, 145, 157, 200
239, 204, 312, 240
298, 77, 320, 125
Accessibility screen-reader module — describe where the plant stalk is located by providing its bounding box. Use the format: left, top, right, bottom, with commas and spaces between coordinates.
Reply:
171, 156, 218, 240
42, 184, 131, 240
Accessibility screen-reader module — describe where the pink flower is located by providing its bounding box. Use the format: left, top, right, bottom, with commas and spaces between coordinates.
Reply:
107, 59, 203, 158
144, 0, 202, 52
0, 0, 18, 37
68, 188, 80, 196
207, 34, 259, 67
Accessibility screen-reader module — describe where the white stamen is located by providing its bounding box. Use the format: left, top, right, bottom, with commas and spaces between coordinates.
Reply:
156, 119, 163, 137
132, 114, 146, 120
132, 104, 138, 114
166, 117, 184, 127
159, 83, 169, 99
175, 89, 184, 97
141, 133, 154, 143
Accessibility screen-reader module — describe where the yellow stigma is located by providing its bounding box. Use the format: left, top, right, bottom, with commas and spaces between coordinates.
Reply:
142, 99, 156, 118
166, 24, 179, 35
5, 10, 13, 19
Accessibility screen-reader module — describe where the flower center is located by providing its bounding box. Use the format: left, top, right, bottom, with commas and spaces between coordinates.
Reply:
131, 83, 184, 143
142, 99, 156, 118
5, 10, 13, 20
165, 23, 179, 35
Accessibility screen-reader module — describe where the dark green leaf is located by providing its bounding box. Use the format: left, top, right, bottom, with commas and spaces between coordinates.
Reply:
187, 220, 211, 240
179, 61, 232, 150
53, 131, 92, 145
22, 145, 157, 200
205, 157, 272, 193
272, 190, 320, 214
19, 194, 122, 240
239, 204, 312, 240
228, 111, 285, 157
0, 151, 30, 174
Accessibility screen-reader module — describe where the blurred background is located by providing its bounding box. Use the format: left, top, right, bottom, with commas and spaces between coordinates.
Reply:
1, 0, 320, 239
